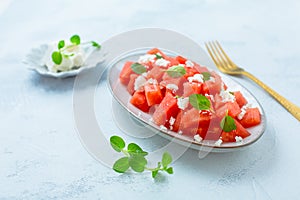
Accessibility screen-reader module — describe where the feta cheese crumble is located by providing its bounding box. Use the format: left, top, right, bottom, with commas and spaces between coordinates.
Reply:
215, 139, 223, 146
155, 58, 170, 67
160, 125, 168, 132
46, 43, 85, 72
237, 103, 252, 120
166, 84, 179, 92
177, 97, 189, 110
219, 90, 235, 102
169, 117, 175, 130
134, 75, 147, 90
188, 73, 204, 83
138, 54, 156, 63
237, 109, 246, 120
235, 136, 243, 143
169, 116, 176, 126
194, 134, 203, 143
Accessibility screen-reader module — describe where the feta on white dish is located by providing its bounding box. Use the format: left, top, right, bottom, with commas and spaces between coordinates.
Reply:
46, 42, 86, 72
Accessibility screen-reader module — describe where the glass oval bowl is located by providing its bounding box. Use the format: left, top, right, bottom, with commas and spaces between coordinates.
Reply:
107, 47, 266, 153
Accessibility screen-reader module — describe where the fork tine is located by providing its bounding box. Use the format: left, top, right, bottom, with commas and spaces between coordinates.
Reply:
211, 41, 237, 71
206, 41, 228, 71
205, 42, 220, 68
215, 41, 235, 66
210, 41, 229, 68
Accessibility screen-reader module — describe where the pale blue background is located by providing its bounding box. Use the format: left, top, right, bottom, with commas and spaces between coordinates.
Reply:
1, 0, 300, 199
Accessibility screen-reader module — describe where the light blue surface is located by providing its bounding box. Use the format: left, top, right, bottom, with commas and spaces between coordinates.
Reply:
1, 0, 300, 199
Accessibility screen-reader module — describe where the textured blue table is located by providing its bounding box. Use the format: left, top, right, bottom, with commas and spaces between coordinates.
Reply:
1, 0, 300, 199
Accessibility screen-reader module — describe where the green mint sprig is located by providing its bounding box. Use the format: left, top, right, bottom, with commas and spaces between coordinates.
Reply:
165, 65, 186, 78
189, 94, 211, 110
220, 111, 236, 132
131, 63, 147, 74
149, 152, 173, 178
110, 136, 174, 178
201, 72, 211, 81
51, 34, 101, 65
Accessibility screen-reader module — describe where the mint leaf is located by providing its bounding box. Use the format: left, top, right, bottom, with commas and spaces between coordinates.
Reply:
152, 170, 159, 178
162, 152, 172, 168
91, 41, 101, 49
166, 65, 186, 78
201, 72, 211, 81
155, 53, 163, 59
58, 40, 65, 50
131, 63, 147, 74
220, 114, 236, 132
166, 167, 173, 174
127, 143, 148, 156
51, 51, 62, 65
110, 136, 125, 152
113, 157, 129, 173
189, 94, 211, 110
129, 155, 147, 172
70, 34, 81, 45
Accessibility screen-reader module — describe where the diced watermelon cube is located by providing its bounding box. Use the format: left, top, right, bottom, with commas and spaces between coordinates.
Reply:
119, 61, 135, 85
239, 108, 261, 128
152, 92, 179, 126
234, 91, 248, 108
175, 56, 187, 64
127, 74, 139, 95
130, 91, 150, 112
147, 67, 164, 82
147, 48, 167, 58
221, 119, 250, 142
216, 101, 241, 118
182, 82, 202, 97
144, 83, 163, 106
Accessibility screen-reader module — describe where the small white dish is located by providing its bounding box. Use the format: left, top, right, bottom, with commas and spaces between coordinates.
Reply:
23, 43, 105, 78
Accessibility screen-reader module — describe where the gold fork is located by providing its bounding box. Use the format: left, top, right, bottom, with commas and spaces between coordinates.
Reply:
205, 41, 300, 121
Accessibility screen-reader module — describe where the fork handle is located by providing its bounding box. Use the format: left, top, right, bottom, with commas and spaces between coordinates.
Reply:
242, 71, 300, 121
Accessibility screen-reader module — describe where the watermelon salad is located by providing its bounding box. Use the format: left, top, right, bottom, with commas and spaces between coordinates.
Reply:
119, 48, 261, 146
